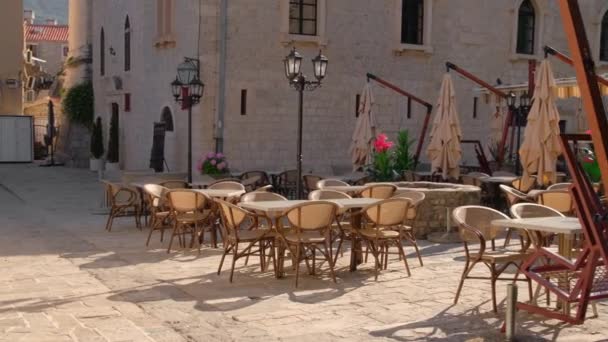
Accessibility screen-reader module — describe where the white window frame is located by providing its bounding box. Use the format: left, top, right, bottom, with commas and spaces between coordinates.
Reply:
394, 0, 433, 54
280, 0, 327, 47
509, 0, 545, 61
26, 43, 39, 58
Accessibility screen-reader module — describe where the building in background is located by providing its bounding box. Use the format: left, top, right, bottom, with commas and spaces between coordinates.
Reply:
0, 0, 24, 115
24, 10, 69, 78
89, 0, 608, 174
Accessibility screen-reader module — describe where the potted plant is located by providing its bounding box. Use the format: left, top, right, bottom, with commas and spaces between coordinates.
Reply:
106, 113, 119, 171
90, 117, 105, 171
368, 134, 394, 182
197, 152, 229, 179
393, 130, 414, 177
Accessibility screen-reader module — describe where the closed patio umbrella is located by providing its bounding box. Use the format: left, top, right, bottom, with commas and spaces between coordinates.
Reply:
519, 59, 561, 186
427, 74, 462, 180
350, 83, 377, 171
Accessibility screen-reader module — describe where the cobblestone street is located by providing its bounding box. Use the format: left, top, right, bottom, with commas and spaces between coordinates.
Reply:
0, 164, 606, 341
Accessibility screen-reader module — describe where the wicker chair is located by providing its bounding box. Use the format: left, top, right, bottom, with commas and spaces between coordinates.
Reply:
208, 180, 245, 191
279, 201, 339, 287
216, 200, 276, 282
512, 177, 536, 193
165, 189, 212, 253
142, 184, 171, 246
253, 184, 273, 192
357, 198, 413, 280
160, 180, 189, 189
359, 184, 397, 199
102, 181, 141, 231
277, 170, 299, 199
303, 175, 324, 196
317, 179, 349, 189
510, 203, 563, 247
239, 171, 270, 190
391, 191, 426, 266
308, 190, 353, 263
452, 205, 532, 312
499, 185, 532, 247
536, 190, 574, 216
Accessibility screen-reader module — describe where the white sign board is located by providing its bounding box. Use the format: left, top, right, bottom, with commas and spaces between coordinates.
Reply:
0, 115, 33, 162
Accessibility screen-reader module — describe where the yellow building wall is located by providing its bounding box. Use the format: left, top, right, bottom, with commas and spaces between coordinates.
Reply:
0, 0, 23, 115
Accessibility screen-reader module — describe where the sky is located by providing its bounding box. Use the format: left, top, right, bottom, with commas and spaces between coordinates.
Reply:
24, 0, 68, 25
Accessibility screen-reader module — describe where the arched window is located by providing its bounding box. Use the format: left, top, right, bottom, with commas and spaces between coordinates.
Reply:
516, 0, 536, 55
124, 16, 131, 71
100, 27, 105, 76
601, 11, 608, 62
161, 107, 174, 131
401, 0, 424, 45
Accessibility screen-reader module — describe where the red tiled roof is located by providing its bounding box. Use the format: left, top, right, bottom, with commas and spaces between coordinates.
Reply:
25, 24, 69, 42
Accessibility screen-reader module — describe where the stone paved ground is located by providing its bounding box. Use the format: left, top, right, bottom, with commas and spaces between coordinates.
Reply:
0, 164, 607, 341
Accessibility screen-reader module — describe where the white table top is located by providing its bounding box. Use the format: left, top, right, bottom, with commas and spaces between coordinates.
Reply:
193, 189, 245, 198
491, 217, 582, 235
239, 198, 379, 215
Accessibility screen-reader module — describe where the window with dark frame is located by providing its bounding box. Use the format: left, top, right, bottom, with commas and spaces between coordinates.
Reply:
601, 11, 608, 62
100, 27, 105, 76
125, 16, 131, 71
407, 97, 412, 119
355, 94, 360, 117
401, 0, 424, 45
240, 89, 247, 115
289, 0, 317, 36
473, 97, 478, 119
516, 0, 535, 55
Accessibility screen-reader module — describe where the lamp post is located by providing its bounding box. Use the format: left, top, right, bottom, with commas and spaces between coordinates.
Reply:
507, 91, 531, 176
171, 57, 204, 184
283, 48, 328, 199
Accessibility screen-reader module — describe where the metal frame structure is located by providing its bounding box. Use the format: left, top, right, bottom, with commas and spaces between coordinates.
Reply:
511, 0, 608, 325
544, 45, 608, 88
365, 73, 432, 169
445, 62, 512, 167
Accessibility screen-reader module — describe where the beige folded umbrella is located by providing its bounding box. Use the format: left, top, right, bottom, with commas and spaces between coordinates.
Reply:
489, 94, 505, 145
519, 59, 562, 186
427, 74, 462, 180
350, 83, 377, 171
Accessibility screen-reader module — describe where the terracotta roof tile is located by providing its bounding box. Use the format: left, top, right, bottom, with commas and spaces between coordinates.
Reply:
25, 24, 69, 42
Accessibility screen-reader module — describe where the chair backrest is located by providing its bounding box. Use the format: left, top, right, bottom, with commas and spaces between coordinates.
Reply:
494, 171, 516, 177
510, 203, 564, 219
362, 198, 411, 227
241, 191, 287, 202
547, 182, 572, 191
499, 184, 529, 206
278, 170, 298, 184
208, 181, 245, 191
166, 189, 209, 214
359, 184, 397, 199
102, 180, 135, 204
160, 180, 189, 189
402, 170, 420, 182
512, 177, 535, 192
317, 179, 349, 188
452, 205, 508, 242
392, 190, 425, 206
216, 199, 251, 240
461, 175, 478, 186
536, 190, 573, 215
143, 184, 169, 208
284, 201, 338, 232
308, 189, 351, 200
303, 175, 324, 192
239, 171, 270, 187
253, 184, 273, 192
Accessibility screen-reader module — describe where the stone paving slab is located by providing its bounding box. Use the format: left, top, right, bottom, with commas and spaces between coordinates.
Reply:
0, 164, 607, 341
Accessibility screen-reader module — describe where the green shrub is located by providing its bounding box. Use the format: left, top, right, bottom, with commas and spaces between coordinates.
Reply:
62, 81, 94, 128
90, 117, 104, 159
393, 130, 415, 174
107, 113, 119, 163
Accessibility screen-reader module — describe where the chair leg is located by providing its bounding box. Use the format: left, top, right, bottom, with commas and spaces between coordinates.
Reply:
294, 244, 301, 288
217, 243, 232, 275
396, 239, 411, 277
167, 222, 179, 253
145, 221, 156, 246
503, 228, 513, 247
105, 208, 115, 231
491, 263, 498, 313
405, 232, 424, 267
229, 243, 238, 283
323, 243, 337, 284
454, 260, 473, 304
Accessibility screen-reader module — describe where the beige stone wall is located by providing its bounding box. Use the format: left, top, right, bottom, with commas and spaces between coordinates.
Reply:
32, 41, 67, 76
90, 0, 608, 174
0, 0, 24, 115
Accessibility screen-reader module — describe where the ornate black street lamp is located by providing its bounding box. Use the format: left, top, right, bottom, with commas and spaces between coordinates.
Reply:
171, 57, 204, 184
507, 91, 531, 176
283, 48, 328, 199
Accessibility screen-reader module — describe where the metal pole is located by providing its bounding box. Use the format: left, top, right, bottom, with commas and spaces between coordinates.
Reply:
188, 97, 193, 185
296, 78, 304, 199
516, 109, 522, 176
505, 284, 518, 341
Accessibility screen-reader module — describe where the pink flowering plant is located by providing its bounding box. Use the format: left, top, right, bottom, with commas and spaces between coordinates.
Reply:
197, 152, 229, 175
371, 134, 395, 181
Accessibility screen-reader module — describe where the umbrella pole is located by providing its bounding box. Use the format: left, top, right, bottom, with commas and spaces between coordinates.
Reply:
296, 85, 304, 200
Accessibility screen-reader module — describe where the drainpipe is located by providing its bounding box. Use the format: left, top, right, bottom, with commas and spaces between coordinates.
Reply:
215, 0, 227, 152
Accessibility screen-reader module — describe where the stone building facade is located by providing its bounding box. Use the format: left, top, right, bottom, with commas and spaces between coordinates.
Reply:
91, 0, 608, 175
